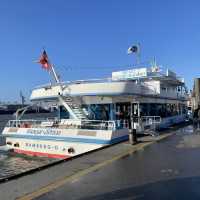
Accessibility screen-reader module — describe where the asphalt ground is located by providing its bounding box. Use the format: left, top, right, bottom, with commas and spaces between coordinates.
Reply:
29, 125, 200, 200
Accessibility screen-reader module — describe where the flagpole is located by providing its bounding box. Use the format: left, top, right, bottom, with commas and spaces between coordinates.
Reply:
136, 43, 140, 65
50, 64, 64, 92
51, 64, 60, 83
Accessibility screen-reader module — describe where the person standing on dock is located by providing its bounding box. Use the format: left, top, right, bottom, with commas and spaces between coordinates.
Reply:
197, 108, 200, 130
193, 106, 200, 131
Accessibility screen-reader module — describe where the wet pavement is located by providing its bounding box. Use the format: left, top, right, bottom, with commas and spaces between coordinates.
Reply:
35, 125, 200, 200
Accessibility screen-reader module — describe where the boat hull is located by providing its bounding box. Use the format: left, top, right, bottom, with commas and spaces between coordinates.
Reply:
2, 127, 129, 159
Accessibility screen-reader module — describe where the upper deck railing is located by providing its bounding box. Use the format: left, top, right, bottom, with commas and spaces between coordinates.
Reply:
33, 78, 114, 89
33, 72, 185, 90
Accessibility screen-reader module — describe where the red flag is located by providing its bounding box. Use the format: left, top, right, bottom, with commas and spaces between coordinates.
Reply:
38, 50, 51, 70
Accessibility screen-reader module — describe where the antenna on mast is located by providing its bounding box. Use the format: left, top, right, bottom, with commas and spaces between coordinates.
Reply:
150, 57, 160, 72
150, 56, 157, 67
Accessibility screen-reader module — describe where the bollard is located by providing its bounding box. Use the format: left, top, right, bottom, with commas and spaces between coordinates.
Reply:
133, 128, 137, 143
129, 129, 134, 145
129, 128, 137, 145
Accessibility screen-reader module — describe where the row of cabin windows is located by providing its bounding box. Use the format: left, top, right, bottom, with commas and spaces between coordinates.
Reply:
161, 86, 186, 93
115, 103, 186, 119
140, 103, 186, 118
58, 103, 187, 121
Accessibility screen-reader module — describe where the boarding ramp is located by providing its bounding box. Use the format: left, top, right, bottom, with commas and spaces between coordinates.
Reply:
141, 116, 161, 136
131, 116, 161, 136
115, 116, 161, 135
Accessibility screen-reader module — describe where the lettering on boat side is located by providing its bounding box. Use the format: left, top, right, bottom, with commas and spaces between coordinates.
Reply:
25, 142, 60, 150
26, 129, 62, 135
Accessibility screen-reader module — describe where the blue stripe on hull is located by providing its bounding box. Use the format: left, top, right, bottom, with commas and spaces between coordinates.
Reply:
5, 134, 128, 145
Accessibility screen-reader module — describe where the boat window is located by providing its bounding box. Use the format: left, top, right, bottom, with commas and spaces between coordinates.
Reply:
59, 106, 70, 119
116, 102, 131, 119
140, 103, 148, 116
181, 104, 187, 114
139, 103, 183, 118
161, 87, 167, 92
82, 104, 111, 120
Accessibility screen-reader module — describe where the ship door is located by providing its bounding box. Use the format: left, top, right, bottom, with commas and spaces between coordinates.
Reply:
131, 103, 140, 122
115, 102, 131, 128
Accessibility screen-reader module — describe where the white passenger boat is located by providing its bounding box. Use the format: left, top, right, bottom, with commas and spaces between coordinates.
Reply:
2, 52, 188, 158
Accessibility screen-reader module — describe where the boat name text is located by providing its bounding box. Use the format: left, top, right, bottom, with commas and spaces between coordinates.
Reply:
26, 129, 61, 135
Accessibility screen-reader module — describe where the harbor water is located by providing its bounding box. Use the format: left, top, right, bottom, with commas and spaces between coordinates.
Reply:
0, 113, 57, 181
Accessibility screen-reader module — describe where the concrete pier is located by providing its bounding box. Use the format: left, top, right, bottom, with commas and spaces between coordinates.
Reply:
1, 125, 200, 200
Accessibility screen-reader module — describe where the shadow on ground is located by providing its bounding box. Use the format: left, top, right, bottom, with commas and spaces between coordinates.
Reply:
78, 176, 200, 200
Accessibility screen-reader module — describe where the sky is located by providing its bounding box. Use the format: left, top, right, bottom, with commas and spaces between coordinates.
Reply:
0, 0, 200, 102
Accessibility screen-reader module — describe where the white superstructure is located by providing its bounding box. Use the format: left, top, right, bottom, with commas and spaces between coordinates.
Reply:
2, 65, 188, 158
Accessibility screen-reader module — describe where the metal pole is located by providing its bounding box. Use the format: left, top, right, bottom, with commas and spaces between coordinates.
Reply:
51, 64, 60, 83
129, 103, 137, 145
136, 43, 141, 65
49, 64, 64, 92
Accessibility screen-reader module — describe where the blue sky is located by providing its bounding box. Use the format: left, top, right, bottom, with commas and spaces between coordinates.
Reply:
0, 0, 200, 102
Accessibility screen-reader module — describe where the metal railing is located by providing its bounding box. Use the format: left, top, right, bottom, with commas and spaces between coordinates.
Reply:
7, 119, 46, 128
81, 120, 116, 130
6, 119, 116, 131
115, 116, 162, 130
140, 116, 161, 127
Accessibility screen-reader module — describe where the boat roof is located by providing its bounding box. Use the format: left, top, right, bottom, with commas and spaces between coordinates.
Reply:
33, 67, 185, 90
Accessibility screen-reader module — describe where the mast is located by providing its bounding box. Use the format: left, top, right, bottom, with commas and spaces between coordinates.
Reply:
136, 43, 141, 65
50, 64, 60, 83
